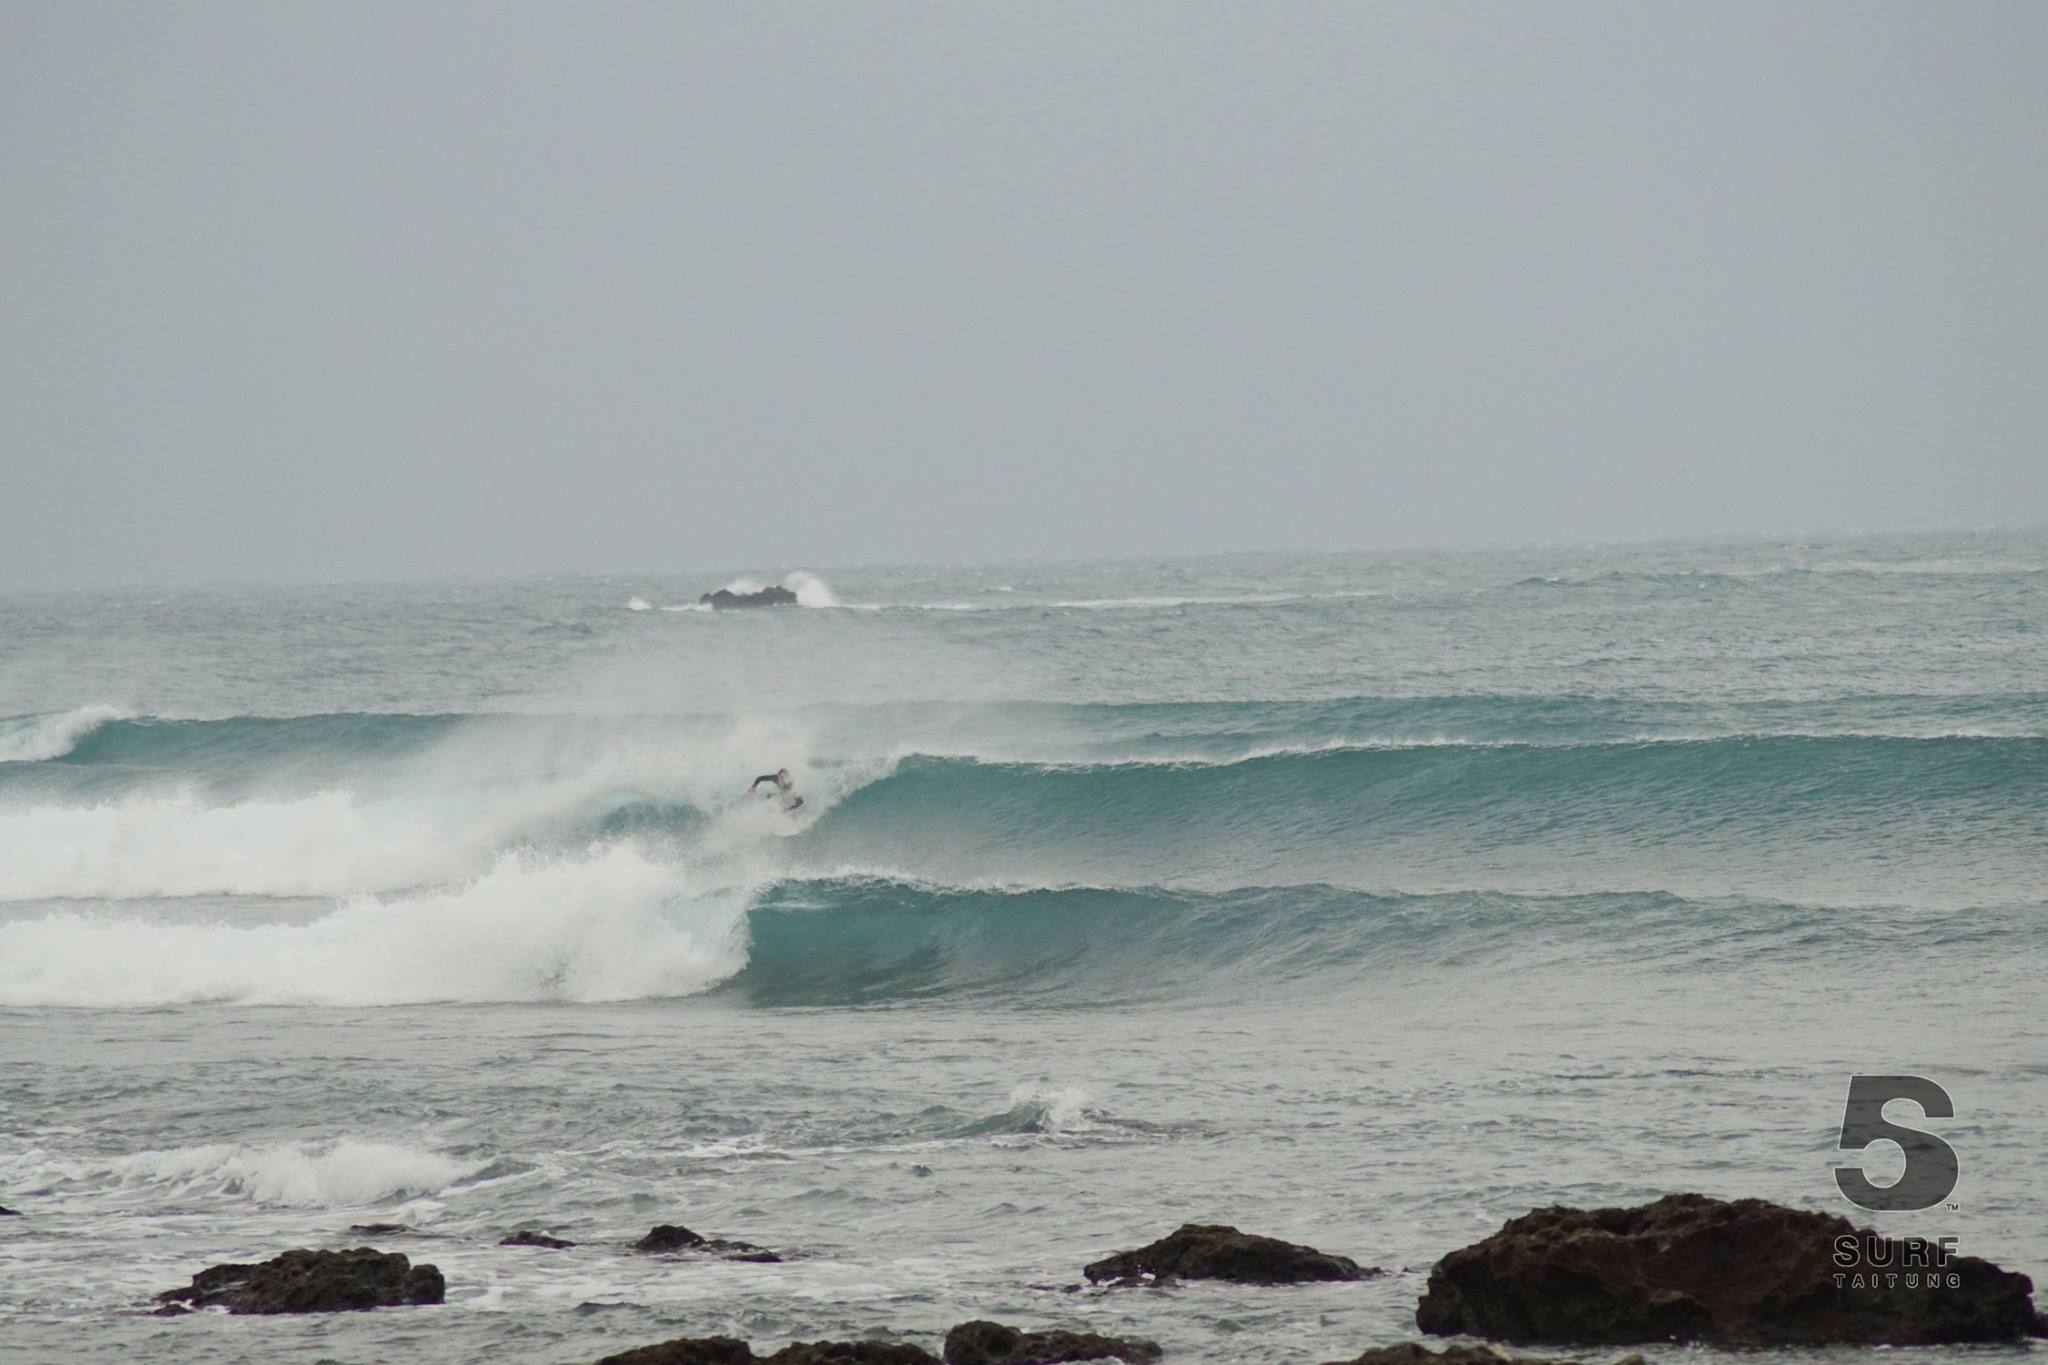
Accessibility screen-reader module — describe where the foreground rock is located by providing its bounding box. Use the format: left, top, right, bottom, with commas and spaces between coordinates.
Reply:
1085, 1223, 1375, 1285
635, 1223, 783, 1262
596, 1341, 934, 1365
945, 1319, 1162, 1363
501, 1229, 576, 1248
155, 1247, 443, 1315
1416, 1193, 2045, 1346
1324, 1347, 1648, 1365
596, 1341, 756, 1365
700, 586, 797, 610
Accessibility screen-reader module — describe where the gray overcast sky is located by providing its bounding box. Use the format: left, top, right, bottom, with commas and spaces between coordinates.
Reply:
3, 2, 2044, 587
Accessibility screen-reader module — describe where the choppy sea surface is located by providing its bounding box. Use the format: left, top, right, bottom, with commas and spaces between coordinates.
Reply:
1, 532, 2043, 1364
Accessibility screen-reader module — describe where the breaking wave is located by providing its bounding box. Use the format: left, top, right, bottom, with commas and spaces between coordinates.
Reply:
4, 872, 2037, 1011
0, 705, 133, 763
1, 1138, 487, 1208
0, 846, 748, 1007
0, 690, 2040, 1009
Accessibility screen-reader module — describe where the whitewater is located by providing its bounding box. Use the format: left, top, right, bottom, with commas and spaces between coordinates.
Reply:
1, 532, 2043, 1363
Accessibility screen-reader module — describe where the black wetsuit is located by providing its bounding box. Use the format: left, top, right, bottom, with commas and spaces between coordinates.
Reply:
750, 773, 789, 794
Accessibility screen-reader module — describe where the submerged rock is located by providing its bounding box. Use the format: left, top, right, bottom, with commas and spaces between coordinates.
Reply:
346, 1222, 410, 1236
944, 1318, 1163, 1363
501, 1230, 576, 1248
1415, 1193, 2046, 1346
1084, 1223, 1376, 1285
700, 586, 798, 610
154, 1247, 444, 1315
596, 1342, 935, 1365
597, 1339, 758, 1365
634, 1223, 782, 1262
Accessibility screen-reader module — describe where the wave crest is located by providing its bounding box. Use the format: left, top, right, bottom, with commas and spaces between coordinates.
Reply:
0, 705, 133, 763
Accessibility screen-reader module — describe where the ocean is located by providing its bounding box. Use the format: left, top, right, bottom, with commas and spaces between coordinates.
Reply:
1, 531, 2042, 1363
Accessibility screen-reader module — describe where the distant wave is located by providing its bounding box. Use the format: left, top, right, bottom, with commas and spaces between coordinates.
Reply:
0, 705, 133, 763
1497, 561, 2045, 592
6, 694, 2042, 777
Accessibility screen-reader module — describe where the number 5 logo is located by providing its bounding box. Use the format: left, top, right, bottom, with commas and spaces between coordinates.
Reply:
1834, 1075, 1959, 1212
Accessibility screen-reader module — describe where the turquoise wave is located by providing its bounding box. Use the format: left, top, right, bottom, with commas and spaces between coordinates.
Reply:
727, 877, 2046, 1007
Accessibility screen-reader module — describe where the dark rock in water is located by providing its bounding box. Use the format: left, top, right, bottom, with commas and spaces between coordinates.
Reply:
1415, 1192, 2047, 1346
501, 1230, 576, 1248
634, 1223, 782, 1262
155, 1247, 444, 1315
764, 1345, 938, 1365
595, 1342, 934, 1365
596, 1338, 758, 1365
699, 586, 798, 610
1084, 1223, 1375, 1285
0, 1205, 19, 1216
347, 1222, 410, 1236
1323, 1347, 1649, 1365
944, 1318, 1162, 1363
637, 1224, 780, 1260
635, 1223, 706, 1252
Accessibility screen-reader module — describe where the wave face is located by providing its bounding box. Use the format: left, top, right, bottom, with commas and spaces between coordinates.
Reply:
2, 532, 2044, 1009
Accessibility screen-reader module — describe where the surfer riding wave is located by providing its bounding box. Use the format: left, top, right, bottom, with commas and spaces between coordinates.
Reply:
749, 768, 804, 812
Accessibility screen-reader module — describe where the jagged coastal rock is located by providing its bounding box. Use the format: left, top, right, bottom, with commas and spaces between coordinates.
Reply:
1415, 1193, 2046, 1346
153, 1247, 444, 1315
699, 585, 798, 610
596, 1341, 935, 1365
1084, 1223, 1376, 1285
634, 1223, 783, 1262
500, 1229, 576, 1248
943, 1319, 1163, 1363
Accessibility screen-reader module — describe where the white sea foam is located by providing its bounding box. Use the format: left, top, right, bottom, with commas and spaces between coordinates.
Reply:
0, 844, 750, 1007
781, 570, 839, 607
0, 1138, 484, 1208
625, 596, 653, 611
0, 705, 133, 763
1004, 1081, 1101, 1134
0, 786, 538, 902
119, 1139, 480, 1207
715, 571, 841, 607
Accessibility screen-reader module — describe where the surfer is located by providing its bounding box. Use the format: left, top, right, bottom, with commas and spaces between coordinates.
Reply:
748, 768, 804, 813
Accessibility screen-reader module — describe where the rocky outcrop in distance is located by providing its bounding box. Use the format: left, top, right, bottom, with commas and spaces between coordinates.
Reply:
700, 586, 798, 610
